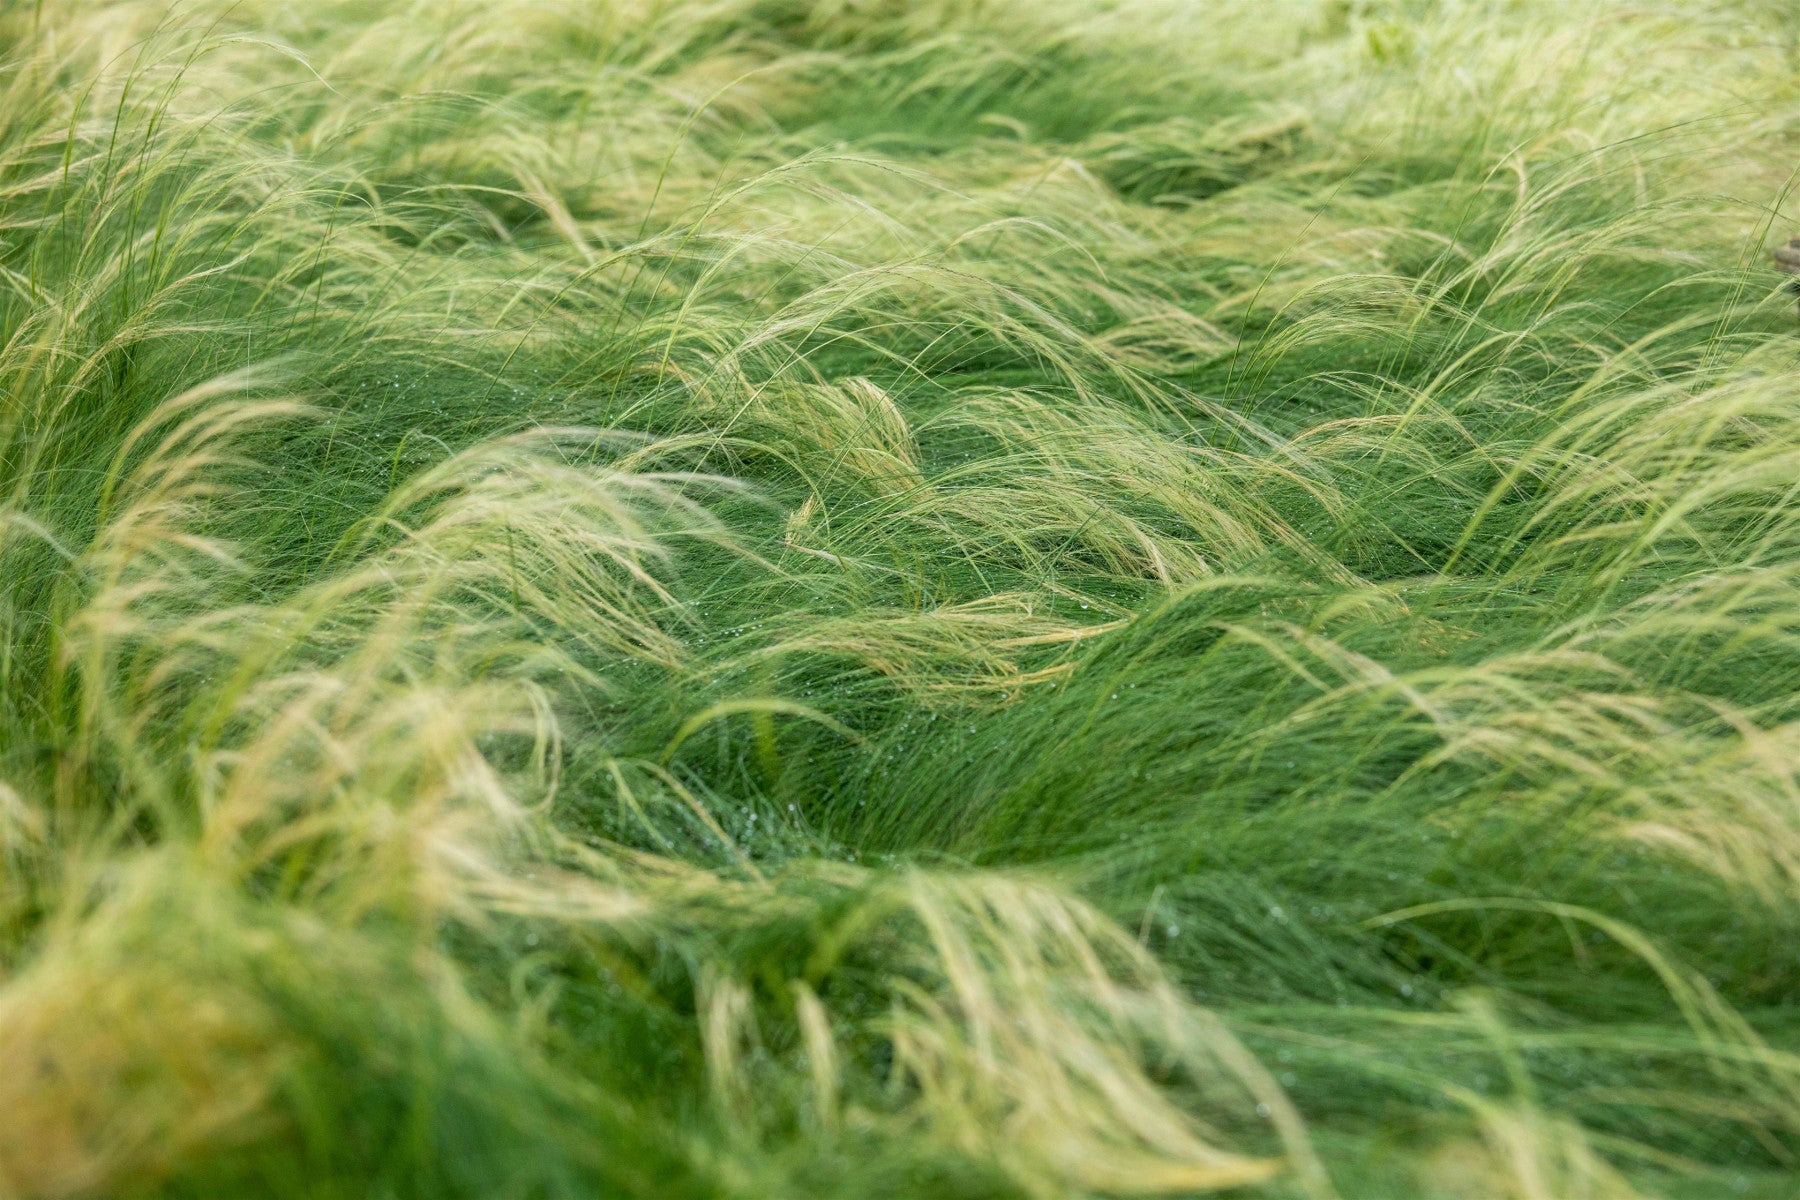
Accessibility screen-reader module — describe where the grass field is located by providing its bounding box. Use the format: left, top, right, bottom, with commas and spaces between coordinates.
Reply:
5, 1, 1800, 1196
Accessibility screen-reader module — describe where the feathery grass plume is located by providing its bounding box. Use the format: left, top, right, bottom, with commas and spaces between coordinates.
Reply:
6, 0, 1800, 1196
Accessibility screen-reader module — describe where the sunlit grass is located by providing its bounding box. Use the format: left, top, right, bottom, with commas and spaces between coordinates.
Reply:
4, 1, 1800, 1196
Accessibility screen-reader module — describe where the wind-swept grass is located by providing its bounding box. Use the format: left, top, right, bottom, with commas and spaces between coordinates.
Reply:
4, 1, 1800, 1196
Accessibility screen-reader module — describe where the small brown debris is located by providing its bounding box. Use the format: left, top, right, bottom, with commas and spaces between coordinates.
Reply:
1774, 237, 1800, 313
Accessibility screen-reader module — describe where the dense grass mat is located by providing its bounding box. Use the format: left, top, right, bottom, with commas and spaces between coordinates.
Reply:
4, 2, 1800, 1196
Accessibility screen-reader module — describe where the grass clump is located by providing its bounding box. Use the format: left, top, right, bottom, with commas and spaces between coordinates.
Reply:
5, 1, 1800, 1196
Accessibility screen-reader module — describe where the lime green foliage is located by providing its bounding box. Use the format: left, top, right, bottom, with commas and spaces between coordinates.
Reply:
4, 1, 1800, 1196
